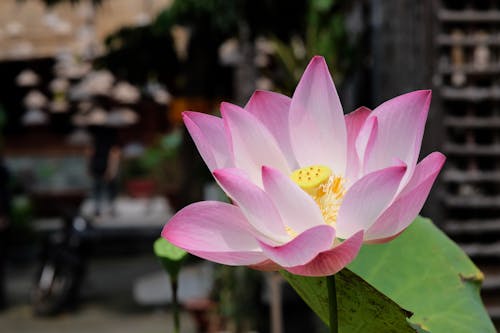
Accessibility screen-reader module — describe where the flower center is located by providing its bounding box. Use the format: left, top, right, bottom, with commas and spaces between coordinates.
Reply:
290, 165, 346, 226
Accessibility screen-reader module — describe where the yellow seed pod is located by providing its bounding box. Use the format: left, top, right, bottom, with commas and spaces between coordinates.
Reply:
290, 165, 332, 196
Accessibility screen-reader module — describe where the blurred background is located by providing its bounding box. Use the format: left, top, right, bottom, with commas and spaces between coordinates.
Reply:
0, 0, 499, 332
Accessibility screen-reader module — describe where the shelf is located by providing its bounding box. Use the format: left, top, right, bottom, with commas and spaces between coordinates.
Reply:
437, 33, 500, 46
440, 87, 500, 101
443, 219, 500, 235
484, 279, 500, 292
444, 195, 500, 208
438, 63, 500, 75
443, 169, 500, 182
438, 4, 500, 315
459, 241, 500, 257
443, 143, 500, 156
438, 9, 500, 22
444, 116, 500, 128
486, 306, 500, 320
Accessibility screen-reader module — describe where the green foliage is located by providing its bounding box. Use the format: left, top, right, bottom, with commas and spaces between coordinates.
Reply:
97, 24, 179, 86
153, 0, 306, 40
349, 217, 495, 333
282, 217, 494, 332
154, 237, 187, 333
124, 130, 182, 178
271, 0, 359, 94
282, 269, 416, 332
10, 195, 33, 227
154, 0, 240, 38
312, 0, 335, 11
153, 237, 187, 281
40, 0, 356, 98
213, 266, 263, 332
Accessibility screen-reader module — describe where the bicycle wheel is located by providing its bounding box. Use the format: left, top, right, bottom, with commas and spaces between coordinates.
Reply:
32, 254, 82, 316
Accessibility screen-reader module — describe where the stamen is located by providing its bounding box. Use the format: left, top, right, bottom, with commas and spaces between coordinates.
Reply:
285, 225, 298, 237
290, 165, 346, 227
314, 174, 346, 226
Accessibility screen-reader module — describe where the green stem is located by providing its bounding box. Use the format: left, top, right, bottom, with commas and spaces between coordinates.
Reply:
171, 278, 180, 333
327, 274, 338, 333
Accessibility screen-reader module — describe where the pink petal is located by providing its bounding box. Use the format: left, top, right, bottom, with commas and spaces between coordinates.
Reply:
286, 231, 364, 277
259, 225, 335, 267
365, 230, 404, 245
245, 90, 298, 169
213, 168, 289, 244
221, 102, 290, 185
399, 152, 446, 198
355, 115, 378, 178
345, 107, 371, 180
261, 166, 325, 234
289, 56, 347, 175
335, 165, 407, 239
364, 90, 432, 182
162, 201, 267, 265
183, 111, 233, 171
249, 259, 281, 272
365, 152, 446, 242
186, 250, 268, 266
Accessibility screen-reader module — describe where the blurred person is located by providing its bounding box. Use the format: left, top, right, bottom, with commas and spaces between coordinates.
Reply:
88, 129, 121, 217
105, 145, 121, 216
0, 154, 11, 310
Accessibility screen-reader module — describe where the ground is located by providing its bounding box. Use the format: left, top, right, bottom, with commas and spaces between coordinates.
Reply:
0, 255, 197, 333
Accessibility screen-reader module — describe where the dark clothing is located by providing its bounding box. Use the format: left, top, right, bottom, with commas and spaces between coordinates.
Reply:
89, 132, 114, 177
88, 128, 119, 216
90, 149, 111, 176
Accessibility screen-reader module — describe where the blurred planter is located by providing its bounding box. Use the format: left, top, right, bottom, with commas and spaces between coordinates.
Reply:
125, 178, 156, 198
123, 129, 183, 200
122, 156, 154, 198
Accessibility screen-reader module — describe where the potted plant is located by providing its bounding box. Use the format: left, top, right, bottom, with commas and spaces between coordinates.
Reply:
123, 129, 183, 199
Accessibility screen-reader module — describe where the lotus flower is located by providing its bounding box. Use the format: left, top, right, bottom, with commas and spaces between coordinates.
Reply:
162, 56, 445, 276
